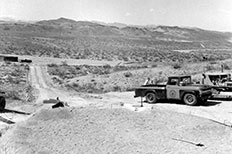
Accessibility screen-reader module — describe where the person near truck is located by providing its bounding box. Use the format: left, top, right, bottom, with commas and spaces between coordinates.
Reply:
52, 97, 64, 108
144, 77, 152, 85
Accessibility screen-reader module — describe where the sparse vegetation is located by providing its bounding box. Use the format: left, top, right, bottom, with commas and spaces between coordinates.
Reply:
0, 63, 35, 103
223, 63, 230, 70
0, 19, 232, 64
204, 65, 215, 72
47, 64, 147, 80
46, 58, 232, 94
171, 61, 182, 69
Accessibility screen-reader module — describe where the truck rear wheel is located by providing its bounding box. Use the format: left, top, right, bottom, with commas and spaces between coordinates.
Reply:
0, 97, 6, 110
183, 93, 198, 106
145, 92, 157, 103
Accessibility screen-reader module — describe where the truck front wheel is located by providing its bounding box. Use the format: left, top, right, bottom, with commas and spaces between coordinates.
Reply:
145, 92, 157, 103
0, 97, 6, 110
183, 93, 198, 106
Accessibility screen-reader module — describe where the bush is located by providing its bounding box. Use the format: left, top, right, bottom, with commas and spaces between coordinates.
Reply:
124, 72, 133, 77
3, 26, 10, 30
103, 64, 111, 69
48, 63, 58, 67
209, 61, 217, 65
61, 61, 68, 66
113, 85, 121, 91
205, 65, 215, 71
6, 91, 21, 100
151, 64, 157, 68
172, 62, 181, 69
223, 63, 230, 70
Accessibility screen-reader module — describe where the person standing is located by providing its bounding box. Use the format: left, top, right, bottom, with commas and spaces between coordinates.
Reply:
144, 77, 152, 85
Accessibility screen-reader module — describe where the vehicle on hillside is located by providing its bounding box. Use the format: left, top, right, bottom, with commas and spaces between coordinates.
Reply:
134, 75, 212, 106
0, 91, 6, 110
20, 59, 32, 63
201, 73, 232, 92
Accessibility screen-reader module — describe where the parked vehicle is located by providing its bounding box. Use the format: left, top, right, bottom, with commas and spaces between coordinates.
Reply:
199, 73, 232, 100
134, 75, 212, 106
201, 72, 232, 92
0, 91, 6, 110
20, 59, 32, 63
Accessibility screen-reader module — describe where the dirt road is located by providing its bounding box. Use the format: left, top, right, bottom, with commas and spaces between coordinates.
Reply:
0, 64, 88, 135
29, 64, 88, 107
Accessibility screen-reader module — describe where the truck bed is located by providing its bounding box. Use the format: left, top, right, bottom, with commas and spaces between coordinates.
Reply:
135, 84, 166, 90
134, 84, 166, 99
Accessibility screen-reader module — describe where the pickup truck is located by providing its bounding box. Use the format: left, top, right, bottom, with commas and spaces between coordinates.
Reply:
134, 75, 212, 106
0, 91, 6, 110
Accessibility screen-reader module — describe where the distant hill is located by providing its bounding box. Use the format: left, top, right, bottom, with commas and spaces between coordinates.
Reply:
92, 21, 128, 28
0, 17, 232, 62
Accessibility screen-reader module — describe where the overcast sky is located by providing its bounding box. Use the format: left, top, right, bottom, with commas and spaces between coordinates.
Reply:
0, 0, 232, 32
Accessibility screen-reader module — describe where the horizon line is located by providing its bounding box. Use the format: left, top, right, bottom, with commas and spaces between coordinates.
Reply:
0, 16, 231, 33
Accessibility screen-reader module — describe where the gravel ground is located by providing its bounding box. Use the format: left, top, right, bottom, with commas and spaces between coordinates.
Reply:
1, 107, 232, 154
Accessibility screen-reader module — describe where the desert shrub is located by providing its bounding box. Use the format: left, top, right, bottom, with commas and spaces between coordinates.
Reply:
3, 26, 10, 30
61, 60, 68, 66
103, 64, 111, 69
20, 84, 36, 102
209, 61, 217, 65
52, 76, 63, 84
66, 82, 103, 93
151, 64, 157, 68
113, 85, 121, 92
5, 61, 11, 65
25, 64, 30, 70
125, 86, 134, 91
172, 62, 182, 69
223, 63, 230, 70
5, 90, 21, 100
205, 65, 215, 71
124, 72, 133, 77
48, 63, 58, 67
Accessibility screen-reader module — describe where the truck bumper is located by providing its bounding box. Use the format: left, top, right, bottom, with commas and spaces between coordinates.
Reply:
200, 91, 212, 100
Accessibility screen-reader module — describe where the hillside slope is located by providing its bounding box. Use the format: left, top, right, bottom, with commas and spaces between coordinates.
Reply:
0, 18, 232, 62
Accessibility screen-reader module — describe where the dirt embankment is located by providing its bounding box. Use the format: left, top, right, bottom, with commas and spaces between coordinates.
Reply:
1, 107, 232, 154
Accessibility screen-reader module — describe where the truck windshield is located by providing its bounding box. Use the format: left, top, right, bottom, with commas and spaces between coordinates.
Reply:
180, 77, 191, 84
209, 75, 228, 82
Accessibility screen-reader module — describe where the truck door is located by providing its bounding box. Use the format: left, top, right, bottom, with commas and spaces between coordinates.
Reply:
166, 78, 180, 99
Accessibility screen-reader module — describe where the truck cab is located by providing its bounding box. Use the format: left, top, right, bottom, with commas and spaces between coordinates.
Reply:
134, 75, 212, 106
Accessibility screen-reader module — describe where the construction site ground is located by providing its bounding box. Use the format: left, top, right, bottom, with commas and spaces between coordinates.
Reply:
0, 58, 232, 154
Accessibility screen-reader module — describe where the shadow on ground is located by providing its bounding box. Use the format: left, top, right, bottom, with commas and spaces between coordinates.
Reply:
0, 109, 31, 115
0, 116, 15, 124
0, 109, 31, 124
145, 99, 221, 107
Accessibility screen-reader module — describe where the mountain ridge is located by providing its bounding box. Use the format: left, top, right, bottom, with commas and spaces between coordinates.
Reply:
1, 17, 231, 33
0, 17, 232, 62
